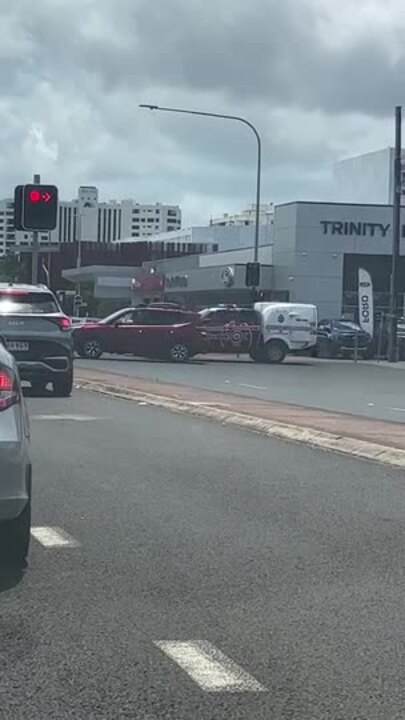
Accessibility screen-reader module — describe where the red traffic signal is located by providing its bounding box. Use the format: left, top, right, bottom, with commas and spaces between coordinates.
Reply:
14, 184, 59, 231
27, 189, 54, 204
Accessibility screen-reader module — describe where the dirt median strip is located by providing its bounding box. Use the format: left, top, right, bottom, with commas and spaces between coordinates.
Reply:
75, 369, 405, 469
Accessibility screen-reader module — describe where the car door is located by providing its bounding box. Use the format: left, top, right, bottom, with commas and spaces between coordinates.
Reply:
108, 310, 143, 354
316, 319, 332, 355
198, 310, 230, 352
233, 309, 261, 352
135, 309, 180, 358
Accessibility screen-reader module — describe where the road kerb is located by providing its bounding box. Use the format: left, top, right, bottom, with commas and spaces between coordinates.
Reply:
76, 379, 405, 469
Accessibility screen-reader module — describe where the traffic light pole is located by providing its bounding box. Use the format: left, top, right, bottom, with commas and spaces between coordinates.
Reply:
387, 106, 402, 362
31, 173, 40, 284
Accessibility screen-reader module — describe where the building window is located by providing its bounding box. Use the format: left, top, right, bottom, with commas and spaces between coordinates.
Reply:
103, 209, 107, 242
59, 207, 63, 243
97, 209, 102, 241
113, 208, 117, 240
132, 209, 140, 214
167, 209, 177, 217
107, 208, 112, 240
131, 232, 139, 237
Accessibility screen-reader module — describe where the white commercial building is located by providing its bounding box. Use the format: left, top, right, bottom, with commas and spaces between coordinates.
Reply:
210, 203, 274, 227
333, 148, 405, 206
121, 222, 273, 252
0, 186, 181, 256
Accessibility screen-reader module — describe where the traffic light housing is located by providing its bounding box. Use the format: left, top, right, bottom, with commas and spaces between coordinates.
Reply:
14, 184, 58, 231
245, 261, 261, 287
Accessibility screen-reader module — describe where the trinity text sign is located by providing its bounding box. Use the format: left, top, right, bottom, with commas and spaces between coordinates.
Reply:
320, 221, 390, 238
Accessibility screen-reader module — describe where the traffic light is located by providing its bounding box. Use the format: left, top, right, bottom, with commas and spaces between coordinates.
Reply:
13, 185, 24, 230
245, 261, 261, 287
14, 184, 58, 231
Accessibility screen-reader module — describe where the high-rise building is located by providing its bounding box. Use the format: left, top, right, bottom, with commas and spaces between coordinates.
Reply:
332, 148, 405, 206
0, 186, 181, 257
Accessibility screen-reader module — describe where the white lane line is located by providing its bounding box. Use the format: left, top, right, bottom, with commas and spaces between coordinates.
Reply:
238, 383, 267, 391
388, 407, 405, 413
31, 527, 81, 548
32, 414, 104, 421
154, 640, 267, 693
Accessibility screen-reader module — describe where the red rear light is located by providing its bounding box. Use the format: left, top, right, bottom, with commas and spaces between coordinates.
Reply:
53, 316, 72, 331
0, 367, 19, 411
0, 291, 29, 297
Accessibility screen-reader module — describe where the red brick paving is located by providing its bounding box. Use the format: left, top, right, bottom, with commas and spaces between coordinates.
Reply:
76, 367, 405, 452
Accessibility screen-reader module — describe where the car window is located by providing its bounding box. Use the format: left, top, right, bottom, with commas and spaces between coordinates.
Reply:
0, 291, 59, 314
115, 311, 137, 325
200, 310, 231, 326
236, 309, 259, 325
140, 310, 180, 325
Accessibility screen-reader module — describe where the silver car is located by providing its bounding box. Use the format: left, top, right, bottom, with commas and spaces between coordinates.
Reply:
0, 283, 73, 397
0, 337, 31, 566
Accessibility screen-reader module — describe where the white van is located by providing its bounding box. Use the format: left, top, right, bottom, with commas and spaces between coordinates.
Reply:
253, 302, 318, 363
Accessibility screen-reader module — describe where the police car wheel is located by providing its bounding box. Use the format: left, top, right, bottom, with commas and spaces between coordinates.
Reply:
265, 340, 287, 364
249, 347, 266, 362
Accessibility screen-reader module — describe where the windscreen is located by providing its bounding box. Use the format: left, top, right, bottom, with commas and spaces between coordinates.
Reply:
332, 321, 361, 332
0, 292, 59, 314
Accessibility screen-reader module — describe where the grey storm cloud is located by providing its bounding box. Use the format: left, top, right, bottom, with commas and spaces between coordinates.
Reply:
0, 0, 404, 223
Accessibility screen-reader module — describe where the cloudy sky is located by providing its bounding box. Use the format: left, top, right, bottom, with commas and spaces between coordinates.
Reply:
1, 0, 404, 224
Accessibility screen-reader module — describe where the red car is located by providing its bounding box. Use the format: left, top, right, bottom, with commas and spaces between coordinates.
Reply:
73, 306, 206, 362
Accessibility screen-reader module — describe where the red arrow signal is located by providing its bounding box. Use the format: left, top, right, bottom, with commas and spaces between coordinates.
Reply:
42, 192, 52, 202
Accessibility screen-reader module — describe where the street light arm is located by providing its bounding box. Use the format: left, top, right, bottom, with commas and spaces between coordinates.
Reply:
139, 103, 262, 265
140, 104, 260, 142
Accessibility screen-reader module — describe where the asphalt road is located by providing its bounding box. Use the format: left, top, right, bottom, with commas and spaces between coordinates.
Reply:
1, 388, 405, 718
76, 354, 405, 423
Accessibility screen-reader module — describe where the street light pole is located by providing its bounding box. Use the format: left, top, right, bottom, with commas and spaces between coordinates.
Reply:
139, 104, 262, 265
388, 105, 402, 362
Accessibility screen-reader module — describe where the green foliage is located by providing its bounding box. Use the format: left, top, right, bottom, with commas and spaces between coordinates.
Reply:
0, 255, 27, 283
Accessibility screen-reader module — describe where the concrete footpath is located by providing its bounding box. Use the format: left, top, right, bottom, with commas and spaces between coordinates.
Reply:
75, 366, 405, 469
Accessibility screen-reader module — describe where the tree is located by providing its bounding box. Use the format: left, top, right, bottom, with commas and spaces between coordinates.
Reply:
0, 255, 27, 283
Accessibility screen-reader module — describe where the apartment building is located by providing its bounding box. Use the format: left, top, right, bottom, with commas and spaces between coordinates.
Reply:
0, 186, 181, 256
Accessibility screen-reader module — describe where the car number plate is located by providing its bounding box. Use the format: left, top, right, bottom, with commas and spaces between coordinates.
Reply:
7, 341, 29, 351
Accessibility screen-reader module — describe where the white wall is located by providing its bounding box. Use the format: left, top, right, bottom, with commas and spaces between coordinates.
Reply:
333, 148, 392, 205
199, 245, 272, 267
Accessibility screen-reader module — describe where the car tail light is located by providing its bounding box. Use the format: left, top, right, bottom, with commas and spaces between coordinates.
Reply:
53, 315, 72, 331
0, 367, 19, 411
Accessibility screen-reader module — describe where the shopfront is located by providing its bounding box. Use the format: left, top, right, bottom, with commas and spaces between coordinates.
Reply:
272, 201, 405, 318
132, 262, 273, 307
